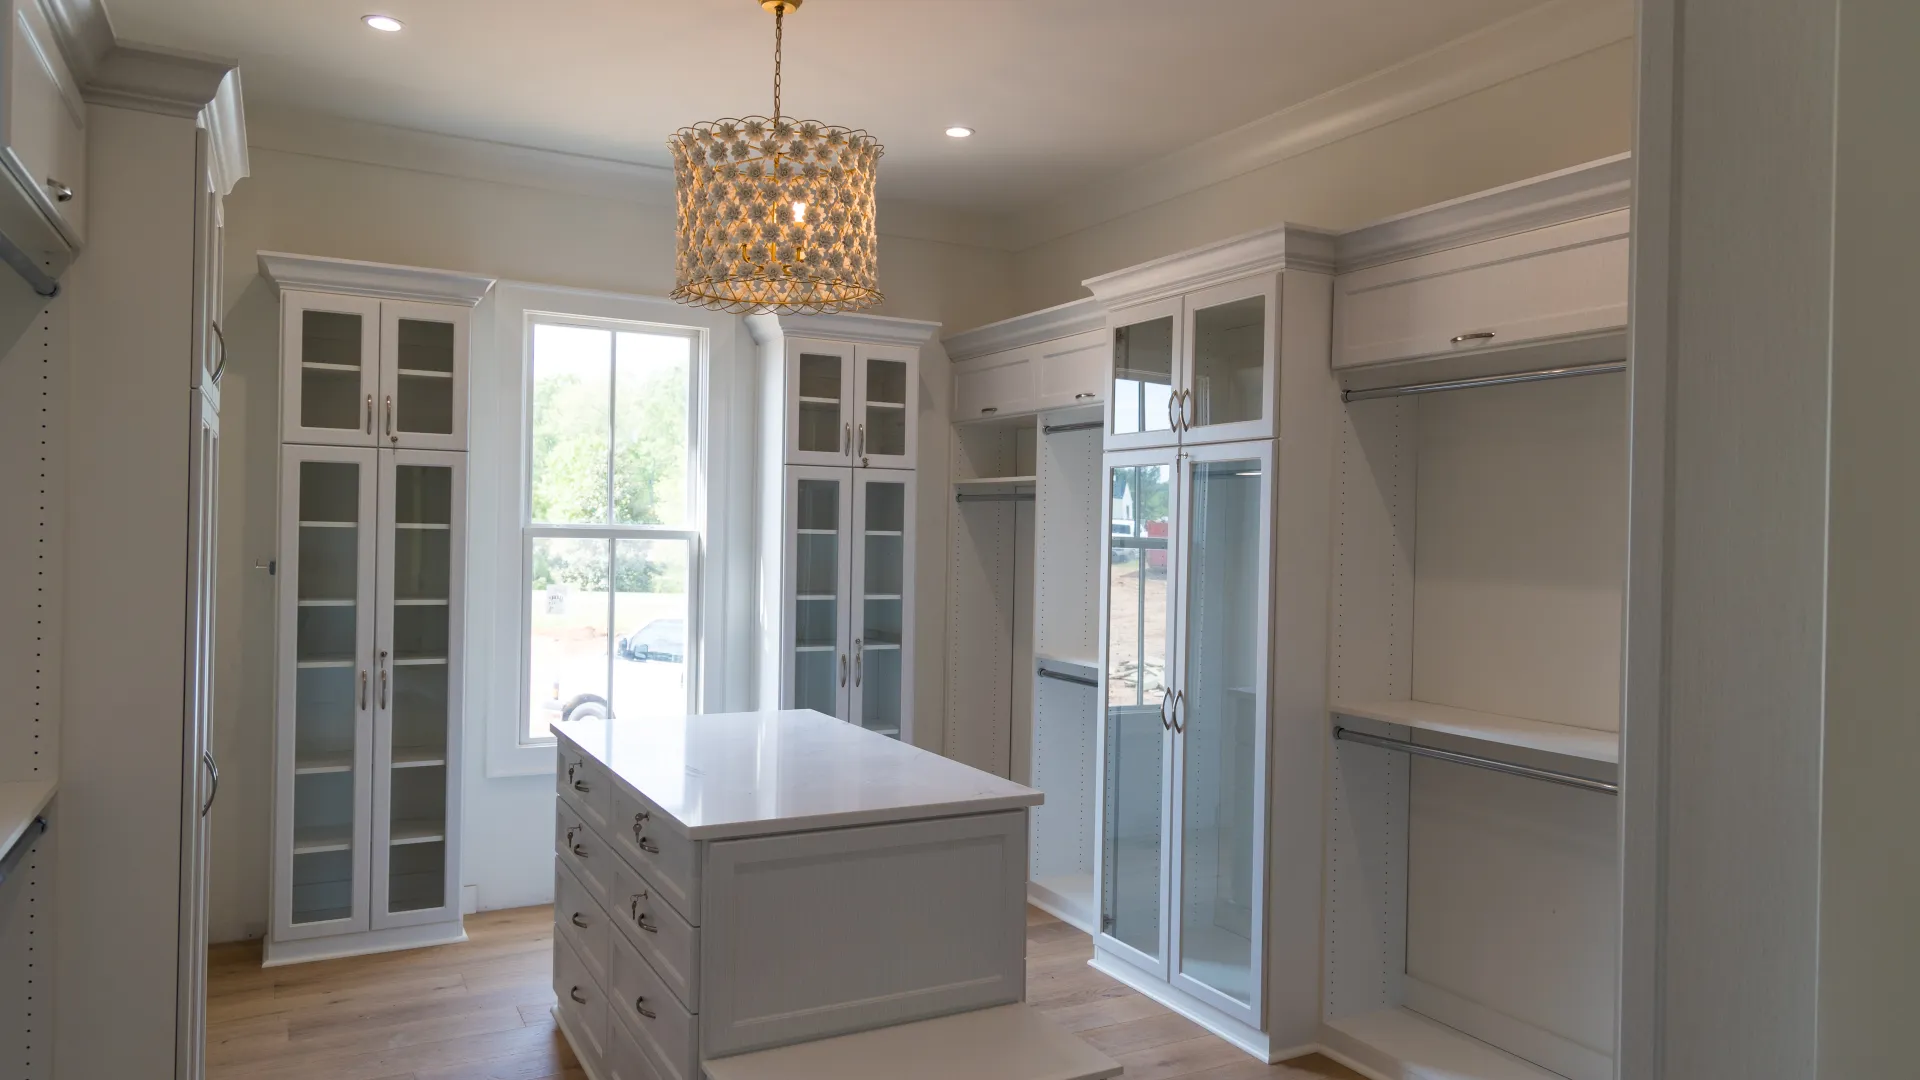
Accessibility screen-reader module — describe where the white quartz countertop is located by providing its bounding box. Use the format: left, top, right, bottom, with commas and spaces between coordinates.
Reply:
553, 711, 1041, 841
0, 780, 55, 863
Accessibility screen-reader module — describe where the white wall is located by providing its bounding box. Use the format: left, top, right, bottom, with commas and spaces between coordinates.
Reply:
208, 143, 1014, 941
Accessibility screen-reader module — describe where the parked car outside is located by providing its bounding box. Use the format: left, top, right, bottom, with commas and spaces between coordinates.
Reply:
617, 618, 686, 663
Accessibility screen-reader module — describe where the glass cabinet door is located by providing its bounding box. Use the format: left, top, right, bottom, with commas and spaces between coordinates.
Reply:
1170, 444, 1270, 1022
381, 301, 467, 452
852, 472, 914, 739
1181, 277, 1275, 445
1105, 298, 1183, 451
283, 291, 380, 447
787, 341, 855, 467
279, 447, 378, 939
1099, 452, 1178, 974
373, 451, 464, 928
788, 468, 852, 718
855, 345, 916, 469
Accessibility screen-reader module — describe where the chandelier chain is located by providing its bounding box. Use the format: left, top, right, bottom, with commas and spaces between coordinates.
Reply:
772, 9, 783, 122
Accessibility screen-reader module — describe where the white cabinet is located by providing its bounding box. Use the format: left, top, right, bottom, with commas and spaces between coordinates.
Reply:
1333, 209, 1630, 371
1097, 273, 1284, 450
781, 337, 918, 469
950, 329, 1107, 423
1, 0, 84, 245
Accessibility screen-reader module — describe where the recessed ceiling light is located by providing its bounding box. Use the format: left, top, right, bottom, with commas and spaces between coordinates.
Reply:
945, 126, 975, 139
363, 14, 404, 32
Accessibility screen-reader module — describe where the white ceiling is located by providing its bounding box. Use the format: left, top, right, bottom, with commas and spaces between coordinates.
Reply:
108, 0, 1566, 212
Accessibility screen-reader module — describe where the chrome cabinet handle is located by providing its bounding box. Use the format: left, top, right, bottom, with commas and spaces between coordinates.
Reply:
1171, 689, 1186, 734
1166, 391, 1178, 432
46, 178, 71, 203
1158, 688, 1172, 731
1179, 389, 1194, 431
360, 670, 368, 710
572, 840, 589, 858
858, 423, 866, 456
840, 653, 848, 687
573, 780, 590, 794
385, 395, 396, 442
855, 639, 863, 688
571, 912, 589, 929
378, 649, 388, 708
636, 913, 658, 934
211, 322, 228, 383
570, 986, 587, 1005
1075, 392, 1096, 400
365, 394, 374, 434
1451, 331, 1497, 345
634, 996, 656, 1020
636, 835, 659, 855
843, 421, 850, 455
201, 751, 219, 817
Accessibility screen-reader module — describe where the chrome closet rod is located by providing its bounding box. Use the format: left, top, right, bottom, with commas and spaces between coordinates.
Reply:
1341, 360, 1625, 402
1333, 726, 1618, 795
1043, 420, 1104, 435
1037, 666, 1098, 688
0, 816, 48, 887
955, 492, 1036, 504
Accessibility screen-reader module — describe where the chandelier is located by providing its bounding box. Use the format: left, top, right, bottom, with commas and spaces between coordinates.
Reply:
669, 0, 884, 315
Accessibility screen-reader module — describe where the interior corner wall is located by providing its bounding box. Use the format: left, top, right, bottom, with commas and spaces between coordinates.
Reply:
209, 146, 1014, 943
1003, 39, 1636, 315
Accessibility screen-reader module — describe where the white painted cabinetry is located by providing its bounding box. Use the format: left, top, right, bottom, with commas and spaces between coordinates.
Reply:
948, 300, 1109, 423
1, 0, 84, 245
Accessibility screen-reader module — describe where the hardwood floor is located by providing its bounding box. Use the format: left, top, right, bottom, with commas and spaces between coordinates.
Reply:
206, 906, 1363, 1080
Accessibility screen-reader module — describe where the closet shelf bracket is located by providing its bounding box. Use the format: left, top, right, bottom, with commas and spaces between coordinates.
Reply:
1334, 726, 1618, 795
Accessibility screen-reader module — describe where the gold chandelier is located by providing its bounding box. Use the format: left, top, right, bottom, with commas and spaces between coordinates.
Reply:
669, 0, 883, 315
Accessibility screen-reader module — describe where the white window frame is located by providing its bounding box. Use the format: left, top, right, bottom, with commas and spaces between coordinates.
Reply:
476, 283, 755, 778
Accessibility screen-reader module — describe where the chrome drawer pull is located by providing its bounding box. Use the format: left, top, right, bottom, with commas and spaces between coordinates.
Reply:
573, 843, 589, 858
46, 178, 72, 203
1075, 392, 1096, 400
573, 780, 591, 794
1451, 331, 1497, 344
571, 912, 589, 929
636, 835, 660, 855
634, 996, 656, 1020
570, 986, 588, 1005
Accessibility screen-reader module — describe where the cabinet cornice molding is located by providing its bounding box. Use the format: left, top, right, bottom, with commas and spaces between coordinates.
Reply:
1083, 224, 1336, 310
744, 311, 942, 349
203, 69, 249, 199
1334, 153, 1632, 273
258, 251, 497, 307
941, 298, 1105, 362
43, 0, 241, 119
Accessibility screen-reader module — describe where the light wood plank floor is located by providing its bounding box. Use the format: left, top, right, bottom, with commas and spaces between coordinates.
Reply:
206, 906, 1363, 1080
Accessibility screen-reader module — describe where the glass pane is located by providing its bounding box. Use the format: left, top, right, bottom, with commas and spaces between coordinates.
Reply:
613, 332, 692, 527
387, 765, 447, 914
1110, 316, 1175, 438
797, 352, 844, 455
1102, 462, 1173, 958
1189, 296, 1266, 430
529, 537, 612, 740
301, 310, 364, 432
863, 357, 909, 459
531, 324, 612, 525
611, 538, 691, 717
859, 480, 906, 738
294, 461, 360, 785
395, 318, 456, 436
793, 477, 842, 716
1178, 458, 1263, 1005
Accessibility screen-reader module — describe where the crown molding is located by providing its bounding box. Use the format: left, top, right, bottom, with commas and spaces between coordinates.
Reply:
1335, 153, 1631, 271
942, 298, 1104, 361
996, 0, 1634, 252
744, 311, 942, 349
84, 42, 235, 118
41, 0, 114, 79
202, 68, 249, 199
258, 251, 497, 306
1083, 224, 1336, 309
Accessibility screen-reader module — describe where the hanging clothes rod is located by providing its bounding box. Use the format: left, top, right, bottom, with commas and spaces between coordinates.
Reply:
956, 492, 1036, 504
1333, 726, 1618, 795
1043, 420, 1104, 435
1037, 666, 1098, 688
0, 816, 48, 887
1341, 360, 1625, 402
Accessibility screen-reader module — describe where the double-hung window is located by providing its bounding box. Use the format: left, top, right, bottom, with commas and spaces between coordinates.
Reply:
524, 317, 700, 740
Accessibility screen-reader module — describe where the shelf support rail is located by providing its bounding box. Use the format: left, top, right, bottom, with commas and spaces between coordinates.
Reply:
1037, 666, 1098, 688
1333, 726, 1618, 795
1341, 360, 1625, 403
956, 492, 1036, 504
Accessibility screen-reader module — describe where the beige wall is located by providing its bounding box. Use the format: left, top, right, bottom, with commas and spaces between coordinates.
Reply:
1002, 40, 1636, 318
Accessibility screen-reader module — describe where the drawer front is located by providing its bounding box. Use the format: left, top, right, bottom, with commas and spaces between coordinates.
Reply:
556, 860, 612, 992
611, 787, 701, 925
610, 929, 699, 1080
610, 854, 701, 1012
1033, 330, 1108, 409
7, 0, 84, 244
953, 348, 1034, 421
1334, 210, 1630, 370
606, 1016, 666, 1080
556, 799, 611, 907
558, 746, 613, 833
554, 932, 609, 1065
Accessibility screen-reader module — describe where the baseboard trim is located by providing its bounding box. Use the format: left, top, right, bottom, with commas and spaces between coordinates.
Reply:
1087, 951, 1272, 1062
261, 919, 467, 967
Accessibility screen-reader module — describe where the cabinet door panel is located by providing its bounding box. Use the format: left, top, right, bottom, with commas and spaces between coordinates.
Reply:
784, 467, 853, 719
787, 341, 854, 467
1033, 330, 1108, 411
283, 291, 381, 447
1181, 275, 1277, 444
855, 344, 918, 469
381, 300, 468, 451
1104, 298, 1183, 451
953, 348, 1034, 423
6, 0, 84, 243
851, 471, 915, 740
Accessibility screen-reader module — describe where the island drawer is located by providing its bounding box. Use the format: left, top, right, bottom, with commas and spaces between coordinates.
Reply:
556, 799, 611, 907
558, 744, 613, 833
556, 860, 612, 991
606, 1013, 667, 1080
611, 785, 701, 926
610, 852, 700, 1011
611, 926, 699, 1080
554, 931, 609, 1065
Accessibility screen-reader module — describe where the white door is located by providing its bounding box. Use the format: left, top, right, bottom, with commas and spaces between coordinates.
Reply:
1179, 275, 1277, 445
379, 300, 468, 452
1092, 446, 1181, 978
273, 444, 379, 941
1167, 439, 1271, 1026
850, 470, 915, 740
853, 344, 918, 470
176, 390, 218, 1079
785, 339, 855, 467
783, 466, 853, 719
371, 449, 466, 929
1103, 298, 1184, 452
282, 291, 381, 448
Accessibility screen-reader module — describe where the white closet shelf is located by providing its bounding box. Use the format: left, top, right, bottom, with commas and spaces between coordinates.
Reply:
796, 529, 837, 536
391, 820, 446, 845
794, 645, 835, 653
1326, 1008, 1564, 1080
301, 362, 360, 373
392, 746, 447, 768
394, 599, 449, 607
299, 520, 357, 529
864, 642, 902, 651
1330, 698, 1618, 764
294, 750, 354, 775
795, 594, 836, 601
297, 598, 355, 608
393, 655, 449, 667
953, 475, 1037, 490
395, 522, 450, 530
292, 906, 352, 925
296, 658, 356, 670
864, 401, 907, 409
292, 824, 352, 855
797, 396, 839, 405
863, 593, 903, 601
396, 368, 453, 378
865, 530, 904, 537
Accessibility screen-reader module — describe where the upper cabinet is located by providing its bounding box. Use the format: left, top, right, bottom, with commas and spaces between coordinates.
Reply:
1085, 226, 1332, 450
945, 298, 1108, 424
781, 337, 920, 469
261, 253, 496, 451
2, 0, 85, 246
